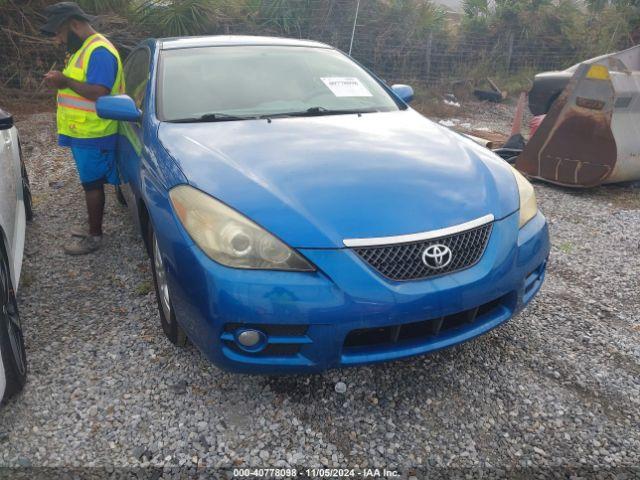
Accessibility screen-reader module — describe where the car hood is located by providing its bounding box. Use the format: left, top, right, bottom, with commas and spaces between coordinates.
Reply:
158, 110, 519, 248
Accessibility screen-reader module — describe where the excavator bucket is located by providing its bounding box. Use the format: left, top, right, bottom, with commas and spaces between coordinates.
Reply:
517, 59, 640, 187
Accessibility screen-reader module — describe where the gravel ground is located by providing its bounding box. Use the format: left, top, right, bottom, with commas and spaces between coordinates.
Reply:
0, 105, 639, 477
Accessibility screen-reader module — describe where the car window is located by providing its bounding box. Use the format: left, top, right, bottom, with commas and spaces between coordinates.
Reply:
158, 46, 401, 121
124, 48, 151, 110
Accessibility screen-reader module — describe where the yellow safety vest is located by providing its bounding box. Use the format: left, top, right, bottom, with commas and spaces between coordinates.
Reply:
57, 33, 124, 139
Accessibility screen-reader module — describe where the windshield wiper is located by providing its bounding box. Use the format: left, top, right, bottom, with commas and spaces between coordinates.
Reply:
261, 106, 379, 119
168, 113, 254, 123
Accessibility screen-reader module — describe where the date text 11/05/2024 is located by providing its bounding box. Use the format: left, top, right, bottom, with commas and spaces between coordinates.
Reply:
233, 468, 401, 477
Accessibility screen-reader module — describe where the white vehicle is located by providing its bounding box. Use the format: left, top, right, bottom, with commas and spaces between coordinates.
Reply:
0, 108, 30, 403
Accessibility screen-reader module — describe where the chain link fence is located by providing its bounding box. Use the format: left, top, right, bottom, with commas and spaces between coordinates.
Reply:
0, 0, 633, 93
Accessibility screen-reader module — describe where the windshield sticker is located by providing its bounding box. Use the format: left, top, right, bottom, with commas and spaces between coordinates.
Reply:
321, 77, 373, 97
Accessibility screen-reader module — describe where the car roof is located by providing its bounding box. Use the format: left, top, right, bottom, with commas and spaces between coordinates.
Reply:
159, 35, 332, 51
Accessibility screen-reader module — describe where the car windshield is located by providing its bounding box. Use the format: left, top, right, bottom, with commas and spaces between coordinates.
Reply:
158, 45, 401, 122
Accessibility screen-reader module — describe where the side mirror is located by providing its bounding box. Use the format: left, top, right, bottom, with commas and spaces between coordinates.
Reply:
391, 84, 414, 104
0, 108, 14, 131
96, 95, 142, 122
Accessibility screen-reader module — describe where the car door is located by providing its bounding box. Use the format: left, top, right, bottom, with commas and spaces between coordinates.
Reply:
117, 47, 151, 230
0, 110, 21, 286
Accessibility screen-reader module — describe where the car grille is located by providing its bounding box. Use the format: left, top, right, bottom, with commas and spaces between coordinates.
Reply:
343, 293, 510, 351
353, 223, 492, 281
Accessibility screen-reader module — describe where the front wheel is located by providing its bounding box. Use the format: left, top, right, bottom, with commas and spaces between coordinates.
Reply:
0, 247, 27, 402
148, 223, 187, 347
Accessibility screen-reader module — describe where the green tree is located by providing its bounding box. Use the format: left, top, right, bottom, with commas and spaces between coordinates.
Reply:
135, 0, 222, 37
77, 0, 133, 14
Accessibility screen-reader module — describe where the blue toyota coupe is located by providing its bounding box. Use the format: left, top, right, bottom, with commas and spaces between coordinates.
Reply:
97, 36, 550, 374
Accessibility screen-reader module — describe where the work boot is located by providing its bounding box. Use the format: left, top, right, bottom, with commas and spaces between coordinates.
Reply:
64, 235, 102, 255
70, 225, 89, 237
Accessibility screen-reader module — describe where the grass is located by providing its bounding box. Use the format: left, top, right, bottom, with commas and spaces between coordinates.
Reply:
557, 242, 574, 254
409, 83, 468, 118
135, 281, 153, 296
407, 66, 539, 118
19, 271, 34, 289
491, 68, 539, 96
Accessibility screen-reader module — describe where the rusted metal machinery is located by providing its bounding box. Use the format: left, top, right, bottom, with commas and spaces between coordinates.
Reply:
516, 46, 640, 187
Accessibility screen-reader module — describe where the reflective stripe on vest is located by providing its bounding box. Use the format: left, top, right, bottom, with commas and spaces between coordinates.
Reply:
74, 35, 105, 69
56, 33, 124, 139
57, 93, 96, 113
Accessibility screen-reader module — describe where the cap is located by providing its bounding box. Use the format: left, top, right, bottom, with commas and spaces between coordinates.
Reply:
40, 2, 96, 37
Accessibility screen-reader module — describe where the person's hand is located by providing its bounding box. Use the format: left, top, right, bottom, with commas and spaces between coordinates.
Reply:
43, 70, 68, 89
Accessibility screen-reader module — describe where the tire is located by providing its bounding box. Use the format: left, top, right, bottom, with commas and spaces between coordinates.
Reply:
0, 245, 27, 402
148, 223, 187, 346
19, 147, 33, 221
115, 185, 127, 207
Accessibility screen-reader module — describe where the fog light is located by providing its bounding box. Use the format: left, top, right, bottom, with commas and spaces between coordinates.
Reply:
237, 329, 263, 348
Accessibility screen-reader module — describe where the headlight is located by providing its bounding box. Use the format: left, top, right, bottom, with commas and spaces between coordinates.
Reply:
169, 185, 315, 271
511, 167, 538, 228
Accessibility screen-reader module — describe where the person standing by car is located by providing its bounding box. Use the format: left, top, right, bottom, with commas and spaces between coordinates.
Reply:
41, 2, 124, 255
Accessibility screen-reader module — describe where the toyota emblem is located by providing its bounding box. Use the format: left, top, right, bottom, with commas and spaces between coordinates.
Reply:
422, 244, 453, 269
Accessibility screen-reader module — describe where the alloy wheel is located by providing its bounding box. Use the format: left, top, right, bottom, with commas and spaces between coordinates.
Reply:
152, 233, 171, 320
0, 258, 25, 376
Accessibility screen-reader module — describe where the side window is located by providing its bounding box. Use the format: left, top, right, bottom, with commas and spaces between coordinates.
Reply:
123, 48, 151, 110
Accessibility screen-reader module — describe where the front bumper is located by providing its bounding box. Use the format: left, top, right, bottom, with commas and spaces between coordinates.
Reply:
161, 210, 550, 374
